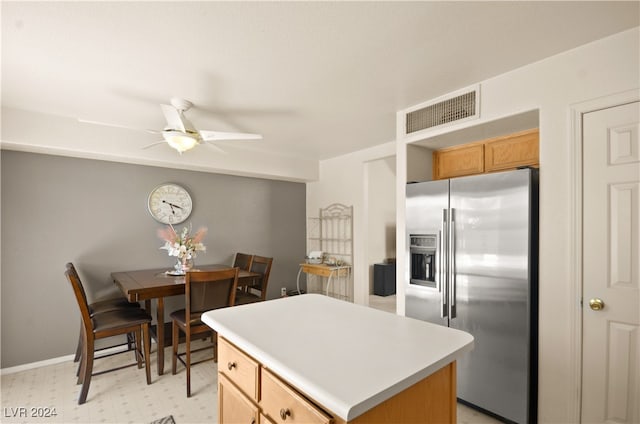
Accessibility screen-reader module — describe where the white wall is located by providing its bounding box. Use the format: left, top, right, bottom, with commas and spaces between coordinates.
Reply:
308, 27, 639, 423
365, 156, 396, 293
306, 141, 395, 305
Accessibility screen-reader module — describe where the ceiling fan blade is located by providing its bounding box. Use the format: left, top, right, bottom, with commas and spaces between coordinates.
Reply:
160, 104, 186, 132
203, 140, 228, 154
141, 140, 167, 150
78, 118, 159, 134
199, 130, 263, 141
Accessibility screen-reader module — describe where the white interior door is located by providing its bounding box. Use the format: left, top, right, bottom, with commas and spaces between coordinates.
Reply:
582, 101, 639, 423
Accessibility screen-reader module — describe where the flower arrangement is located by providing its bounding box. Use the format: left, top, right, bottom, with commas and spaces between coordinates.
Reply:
158, 224, 207, 272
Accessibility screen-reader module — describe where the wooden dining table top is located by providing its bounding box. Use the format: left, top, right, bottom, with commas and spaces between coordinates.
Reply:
112, 263, 261, 376
112, 264, 260, 302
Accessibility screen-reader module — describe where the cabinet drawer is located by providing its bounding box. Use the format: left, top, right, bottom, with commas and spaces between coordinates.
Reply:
261, 368, 332, 424
219, 373, 259, 424
218, 337, 260, 402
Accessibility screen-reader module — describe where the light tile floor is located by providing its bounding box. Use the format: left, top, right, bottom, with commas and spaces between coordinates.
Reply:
1, 341, 217, 424
2, 317, 501, 424
368, 294, 397, 314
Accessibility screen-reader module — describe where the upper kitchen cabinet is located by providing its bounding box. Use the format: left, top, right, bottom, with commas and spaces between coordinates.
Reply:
484, 128, 539, 172
432, 128, 539, 180
432, 142, 485, 180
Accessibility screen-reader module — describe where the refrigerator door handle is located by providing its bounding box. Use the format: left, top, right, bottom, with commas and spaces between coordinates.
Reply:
440, 209, 448, 318
449, 207, 457, 319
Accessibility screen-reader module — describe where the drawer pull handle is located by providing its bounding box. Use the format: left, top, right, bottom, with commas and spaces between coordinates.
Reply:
250, 419, 256, 424
279, 408, 291, 420
227, 361, 237, 371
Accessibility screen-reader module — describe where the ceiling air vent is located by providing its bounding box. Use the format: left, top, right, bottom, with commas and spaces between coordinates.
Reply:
405, 85, 480, 135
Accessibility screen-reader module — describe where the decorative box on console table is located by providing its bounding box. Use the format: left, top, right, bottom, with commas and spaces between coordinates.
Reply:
202, 294, 473, 424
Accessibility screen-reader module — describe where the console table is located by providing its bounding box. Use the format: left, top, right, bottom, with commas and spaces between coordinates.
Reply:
296, 263, 351, 300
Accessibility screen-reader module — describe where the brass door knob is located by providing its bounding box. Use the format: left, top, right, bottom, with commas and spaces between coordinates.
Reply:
589, 298, 605, 311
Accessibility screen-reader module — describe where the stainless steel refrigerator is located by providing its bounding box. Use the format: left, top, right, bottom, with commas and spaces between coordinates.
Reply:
406, 168, 538, 424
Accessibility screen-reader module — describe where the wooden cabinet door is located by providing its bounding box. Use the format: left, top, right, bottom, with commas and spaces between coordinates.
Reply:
484, 128, 539, 172
219, 373, 259, 424
433, 143, 484, 180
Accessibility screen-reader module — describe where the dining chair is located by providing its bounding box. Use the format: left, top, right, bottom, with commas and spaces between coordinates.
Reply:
65, 263, 152, 405
170, 268, 239, 397
68, 263, 141, 365
235, 255, 273, 304
233, 252, 254, 271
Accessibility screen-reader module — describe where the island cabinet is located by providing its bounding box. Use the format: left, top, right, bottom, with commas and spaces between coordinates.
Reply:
218, 338, 260, 423
218, 336, 457, 424
204, 294, 473, 424
218, 336, 331, 424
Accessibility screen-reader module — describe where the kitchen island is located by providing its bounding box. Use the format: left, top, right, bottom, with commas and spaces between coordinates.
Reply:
202, 294, 474, 423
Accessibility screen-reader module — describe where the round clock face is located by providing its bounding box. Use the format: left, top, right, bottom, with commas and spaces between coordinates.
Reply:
147, 183, 193, 224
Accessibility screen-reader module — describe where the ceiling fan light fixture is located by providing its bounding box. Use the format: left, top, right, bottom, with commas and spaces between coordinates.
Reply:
163, 130, 198, 153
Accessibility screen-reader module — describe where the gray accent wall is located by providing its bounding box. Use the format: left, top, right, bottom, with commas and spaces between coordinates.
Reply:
1, 151, 306, 368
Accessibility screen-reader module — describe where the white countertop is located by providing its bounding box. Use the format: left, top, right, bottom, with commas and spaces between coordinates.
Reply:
202, 294, 473, 421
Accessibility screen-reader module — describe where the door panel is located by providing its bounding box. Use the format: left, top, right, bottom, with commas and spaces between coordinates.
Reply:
405, 180, 449, 327
582, 101, 639, 424
450, 170, 534, 423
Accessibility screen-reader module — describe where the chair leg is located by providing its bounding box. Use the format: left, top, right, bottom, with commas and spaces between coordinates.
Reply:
77, 355, 85, 385
73, 323, 83, 363
134, 328, 143, 369
78, 336, 94, 405
129, 332, 136, 362
143, 323, 151, 385
76, 322, 86, 377
172, 321, 179, 375
186, 327, 191, 397
77, 331, 88, 385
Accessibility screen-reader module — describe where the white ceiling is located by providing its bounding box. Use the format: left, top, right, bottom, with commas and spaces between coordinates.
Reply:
2, 1, 638, 180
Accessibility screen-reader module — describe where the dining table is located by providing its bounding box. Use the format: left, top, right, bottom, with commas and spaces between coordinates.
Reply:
111, 264, 261, 375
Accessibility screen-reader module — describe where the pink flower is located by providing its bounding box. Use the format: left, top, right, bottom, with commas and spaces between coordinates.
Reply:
191, 227, 207, 243
157, 225, 178, 244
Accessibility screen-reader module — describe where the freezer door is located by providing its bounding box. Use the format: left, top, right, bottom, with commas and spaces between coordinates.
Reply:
449, 169, 534, 423
405, 180, 449, 327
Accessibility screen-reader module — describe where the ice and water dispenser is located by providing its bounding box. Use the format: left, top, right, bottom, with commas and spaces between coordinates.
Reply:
409, 234, 437, 287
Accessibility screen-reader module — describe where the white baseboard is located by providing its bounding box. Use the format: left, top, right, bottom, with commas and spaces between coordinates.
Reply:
0, 339, 157, 375
1, 353, 77, 375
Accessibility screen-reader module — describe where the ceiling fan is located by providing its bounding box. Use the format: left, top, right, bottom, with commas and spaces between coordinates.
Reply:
80, 97, 262, 154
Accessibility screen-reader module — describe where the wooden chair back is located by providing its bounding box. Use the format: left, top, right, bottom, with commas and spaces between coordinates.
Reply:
249, 256, 273, 301
65, 263, 93, 330
233, 253, 254, 271
186, 268, 240, 317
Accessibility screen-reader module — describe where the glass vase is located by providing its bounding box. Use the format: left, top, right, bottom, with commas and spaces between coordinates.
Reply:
174, 255, 194, 275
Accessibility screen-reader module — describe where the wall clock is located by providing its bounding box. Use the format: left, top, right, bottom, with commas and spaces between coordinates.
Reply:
147, 183, 193, 224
